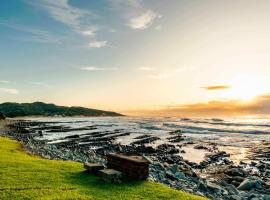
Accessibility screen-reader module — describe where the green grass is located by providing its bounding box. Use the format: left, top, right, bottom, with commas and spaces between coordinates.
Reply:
0, 136, 207, 200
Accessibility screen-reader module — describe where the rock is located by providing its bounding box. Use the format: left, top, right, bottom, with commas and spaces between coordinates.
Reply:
237, 178, 263, 191
169, 130, 182, 135
65, 135, 80, 139
156, 144, 179, 154
136, 145, 156, 154
174, 171, 185, 179
99, 169, 123, 183
226, 184, 239, 195
131, 136, 160, 145
194, 144, 208, 150
169, 164, 179, 174
38, 130, 43, 136
198, 181, 208, 191
206, 180, 223, 191
225, 167, 247, 177
230, 195, 242, 200
142, 155, 153, 164
165, 171, 177, 181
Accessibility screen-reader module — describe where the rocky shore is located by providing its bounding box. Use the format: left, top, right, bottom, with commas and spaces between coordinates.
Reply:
2, 120, 270, 200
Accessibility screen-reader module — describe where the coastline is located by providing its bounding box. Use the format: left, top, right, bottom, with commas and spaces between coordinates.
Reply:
1, 119, 270, 199
0, 136, 206, 200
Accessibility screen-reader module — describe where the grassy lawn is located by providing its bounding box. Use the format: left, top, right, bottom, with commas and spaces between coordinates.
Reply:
0, 136, 207, 200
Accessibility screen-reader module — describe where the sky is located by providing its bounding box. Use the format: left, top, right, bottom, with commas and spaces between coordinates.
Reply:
1, 0, 270, 115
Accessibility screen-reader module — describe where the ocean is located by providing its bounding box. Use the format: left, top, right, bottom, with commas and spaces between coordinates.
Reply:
25, 116, 270, 164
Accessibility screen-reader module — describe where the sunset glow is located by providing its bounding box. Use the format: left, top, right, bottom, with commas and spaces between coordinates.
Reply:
225, 75, 270, 102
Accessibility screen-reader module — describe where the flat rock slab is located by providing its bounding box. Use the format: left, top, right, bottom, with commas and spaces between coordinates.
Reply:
107, 154, 149, 180
99, 169, 123, 183
84, 162, 104, 175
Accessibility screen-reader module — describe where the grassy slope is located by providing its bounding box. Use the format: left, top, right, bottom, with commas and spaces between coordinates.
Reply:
0, 136, 207, 200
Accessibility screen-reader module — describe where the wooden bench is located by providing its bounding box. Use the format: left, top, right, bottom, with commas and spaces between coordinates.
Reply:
107, 154, 149, 180
84, 162, 104, 175
99, 169, 123, 183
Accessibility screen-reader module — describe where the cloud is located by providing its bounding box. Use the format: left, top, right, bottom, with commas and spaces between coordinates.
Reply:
142, 93, 270, 116
88, 41, 107, 48
27, 0, 107, 46
129, 10, 161, 30
28, 0, 89, 30
0, 80, 10, 84
137, 67, 155, 71
0, 88, 19, 95
155, 25, 162, 30
109, 0, 161, 30
80, 66, 118, 71
0, 22, 61, 44
27, 81, 52, 88
109, 0, 143, 8
202, 85, 231, 91
80, 27, 97, 37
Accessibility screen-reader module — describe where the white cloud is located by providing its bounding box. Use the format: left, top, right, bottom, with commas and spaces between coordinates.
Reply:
27, 81, 52, 88
0, 80, 10, 83
29, 0, 88, 30
0, 88, 19, 95
27, 0, 107, 44
155, 25, 162, 30
137, 67, 155, 71
80, 66, 118, 71
88, 41, 107, 48
109, 0, 143, 9
80, 27, 97, 37
129, 10, 161, 30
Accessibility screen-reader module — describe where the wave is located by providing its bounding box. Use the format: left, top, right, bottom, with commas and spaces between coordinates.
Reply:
181, 119, 270, 128
163, 123, 270, 135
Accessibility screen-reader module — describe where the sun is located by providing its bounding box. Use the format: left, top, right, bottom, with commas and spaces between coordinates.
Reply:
226, 75, 269, 101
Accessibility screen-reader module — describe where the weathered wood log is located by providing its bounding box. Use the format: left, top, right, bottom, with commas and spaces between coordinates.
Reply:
107, 154, 149, 180
99, 169, 123, 183
84, 162, 104, 175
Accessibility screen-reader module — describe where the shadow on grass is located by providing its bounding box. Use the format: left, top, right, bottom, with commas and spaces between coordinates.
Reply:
67, 170, 146, 192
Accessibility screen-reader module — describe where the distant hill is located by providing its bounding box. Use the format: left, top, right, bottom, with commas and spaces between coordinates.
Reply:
0, 102, 123, 118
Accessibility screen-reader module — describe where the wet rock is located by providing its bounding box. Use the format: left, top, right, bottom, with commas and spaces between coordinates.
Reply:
206, 180, 223, 191
131, 136, 160, 145
136, 145, 157, 154
168, 135, 185, 143
169, 129, 182, 135
156, 144, 179, 154
134, 135, 151, 140
165, 171, 177, 181
225, 167, 248, 177
194, 144, 208, 150
65, 134, 80, 139
237, 178, 263, 191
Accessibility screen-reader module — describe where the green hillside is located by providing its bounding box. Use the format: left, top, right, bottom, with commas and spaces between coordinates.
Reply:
0, 136, 206, 200
0, 102, 122, 117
